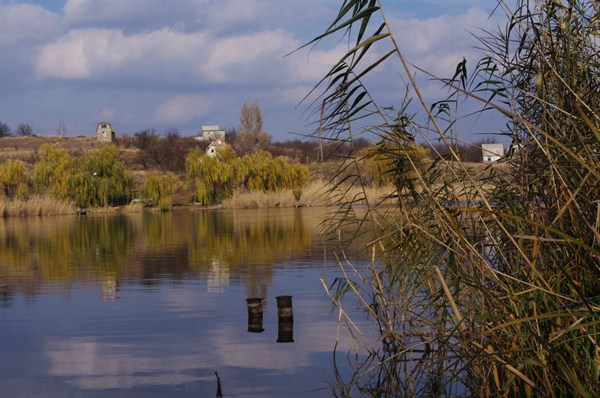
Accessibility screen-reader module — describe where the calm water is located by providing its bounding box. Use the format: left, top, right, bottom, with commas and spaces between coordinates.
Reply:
0, 208, 369, 398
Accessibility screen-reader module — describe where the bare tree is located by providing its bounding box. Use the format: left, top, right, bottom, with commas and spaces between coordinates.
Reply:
0, 122, 12, 137
16, 123, 34, 136
57, 121, 66, 137
233, 102, 270, 156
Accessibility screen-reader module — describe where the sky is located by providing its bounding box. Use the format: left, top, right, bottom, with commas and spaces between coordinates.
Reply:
0, 0, 504, 142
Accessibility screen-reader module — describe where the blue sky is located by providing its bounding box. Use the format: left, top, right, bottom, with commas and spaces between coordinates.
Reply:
0, 0, 502, 141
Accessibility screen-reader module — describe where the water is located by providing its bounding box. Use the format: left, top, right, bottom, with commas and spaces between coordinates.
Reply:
0, 208, 368, 398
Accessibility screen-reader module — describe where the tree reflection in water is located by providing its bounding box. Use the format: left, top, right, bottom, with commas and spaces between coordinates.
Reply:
0, 209, 318, 305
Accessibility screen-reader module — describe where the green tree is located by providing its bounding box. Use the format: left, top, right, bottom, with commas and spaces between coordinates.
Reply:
0, 160, 31, 199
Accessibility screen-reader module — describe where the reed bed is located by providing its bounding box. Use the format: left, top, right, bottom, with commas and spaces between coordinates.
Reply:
303, 1, 600, 397
0, 196, 76, 217
221, 180, 396, 209
0, 197, 150, 217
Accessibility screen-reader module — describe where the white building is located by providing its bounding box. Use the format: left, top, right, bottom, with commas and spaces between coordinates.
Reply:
196, 125, 227, 157
96, 122, 115, 143
196, 125, 225, 142
481, 143, 504, 163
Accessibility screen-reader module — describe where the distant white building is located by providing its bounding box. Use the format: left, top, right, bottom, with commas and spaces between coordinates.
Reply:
96, 122, 115, 143
196, 125, 225, 142
482, 143, 504, 163
196, 125, 227, 157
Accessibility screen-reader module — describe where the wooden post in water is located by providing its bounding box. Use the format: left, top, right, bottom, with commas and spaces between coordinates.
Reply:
246, 298, 264, 333
276, 295, 294, 343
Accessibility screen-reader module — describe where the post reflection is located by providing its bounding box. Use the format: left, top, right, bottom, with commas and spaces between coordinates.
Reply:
246, 297, 264, 333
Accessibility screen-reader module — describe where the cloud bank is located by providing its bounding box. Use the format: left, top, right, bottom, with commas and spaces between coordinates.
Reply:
0, 1, 501, 139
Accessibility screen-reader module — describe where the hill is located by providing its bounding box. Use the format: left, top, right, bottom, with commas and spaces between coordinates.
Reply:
0, 136, 100, 163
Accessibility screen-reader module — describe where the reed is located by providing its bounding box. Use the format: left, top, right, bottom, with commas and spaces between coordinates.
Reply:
303, 1, 600, 396
221, 180, 396, 209
0, 196, 76, 217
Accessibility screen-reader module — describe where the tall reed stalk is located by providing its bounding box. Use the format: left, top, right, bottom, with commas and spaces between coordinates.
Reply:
302, 1, 599, 396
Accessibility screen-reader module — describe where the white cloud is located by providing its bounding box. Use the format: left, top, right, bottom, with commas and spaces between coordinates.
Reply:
36, 30, 92, 79
155, 94, 214, 124
45, 337, 206, 389
1, 1, 506, 140
200, 29, 296, 83
35, 27, 209, 81
390, 7, 496, 78
0, 3, 61, 46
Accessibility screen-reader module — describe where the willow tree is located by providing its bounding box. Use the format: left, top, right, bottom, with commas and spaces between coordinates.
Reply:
186, 148, 233, 206
140, 171, 182, 210
233, 151, 309, 193
0, 160, 31, 200
33, 144, 74, 199
70, 144, 132, 208
302, 1, 600, 396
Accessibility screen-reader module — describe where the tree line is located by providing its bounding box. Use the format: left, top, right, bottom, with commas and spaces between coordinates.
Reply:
0, 121, 34, 137
0, 142, 311, 210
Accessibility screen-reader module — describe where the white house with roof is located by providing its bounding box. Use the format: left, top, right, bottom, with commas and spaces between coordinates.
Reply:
481, 143, 504, 163
96, 122, 115, 143
196, 125, 227, 157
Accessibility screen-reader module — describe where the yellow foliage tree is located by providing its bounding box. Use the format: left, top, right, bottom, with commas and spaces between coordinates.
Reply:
33, 144, 74, 199
233, 151, 309, 193
0, 160, 32, 200
141, 171, 182, 210
186, 148, 233, 206
360, 141, 431, 190
69, 144, 132, 207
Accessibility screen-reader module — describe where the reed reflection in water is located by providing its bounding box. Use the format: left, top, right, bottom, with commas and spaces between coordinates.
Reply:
0, 208, 367, 398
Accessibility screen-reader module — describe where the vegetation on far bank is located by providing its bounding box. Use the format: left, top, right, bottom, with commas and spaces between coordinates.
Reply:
0, 101, 503, 216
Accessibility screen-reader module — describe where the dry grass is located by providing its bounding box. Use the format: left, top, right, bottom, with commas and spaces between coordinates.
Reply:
0, 196, 76, 217
221, 180, 397, 209
0, 136, 99, 163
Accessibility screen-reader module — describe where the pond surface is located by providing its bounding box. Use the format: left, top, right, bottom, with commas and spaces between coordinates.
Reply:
0, 208, 369, 398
